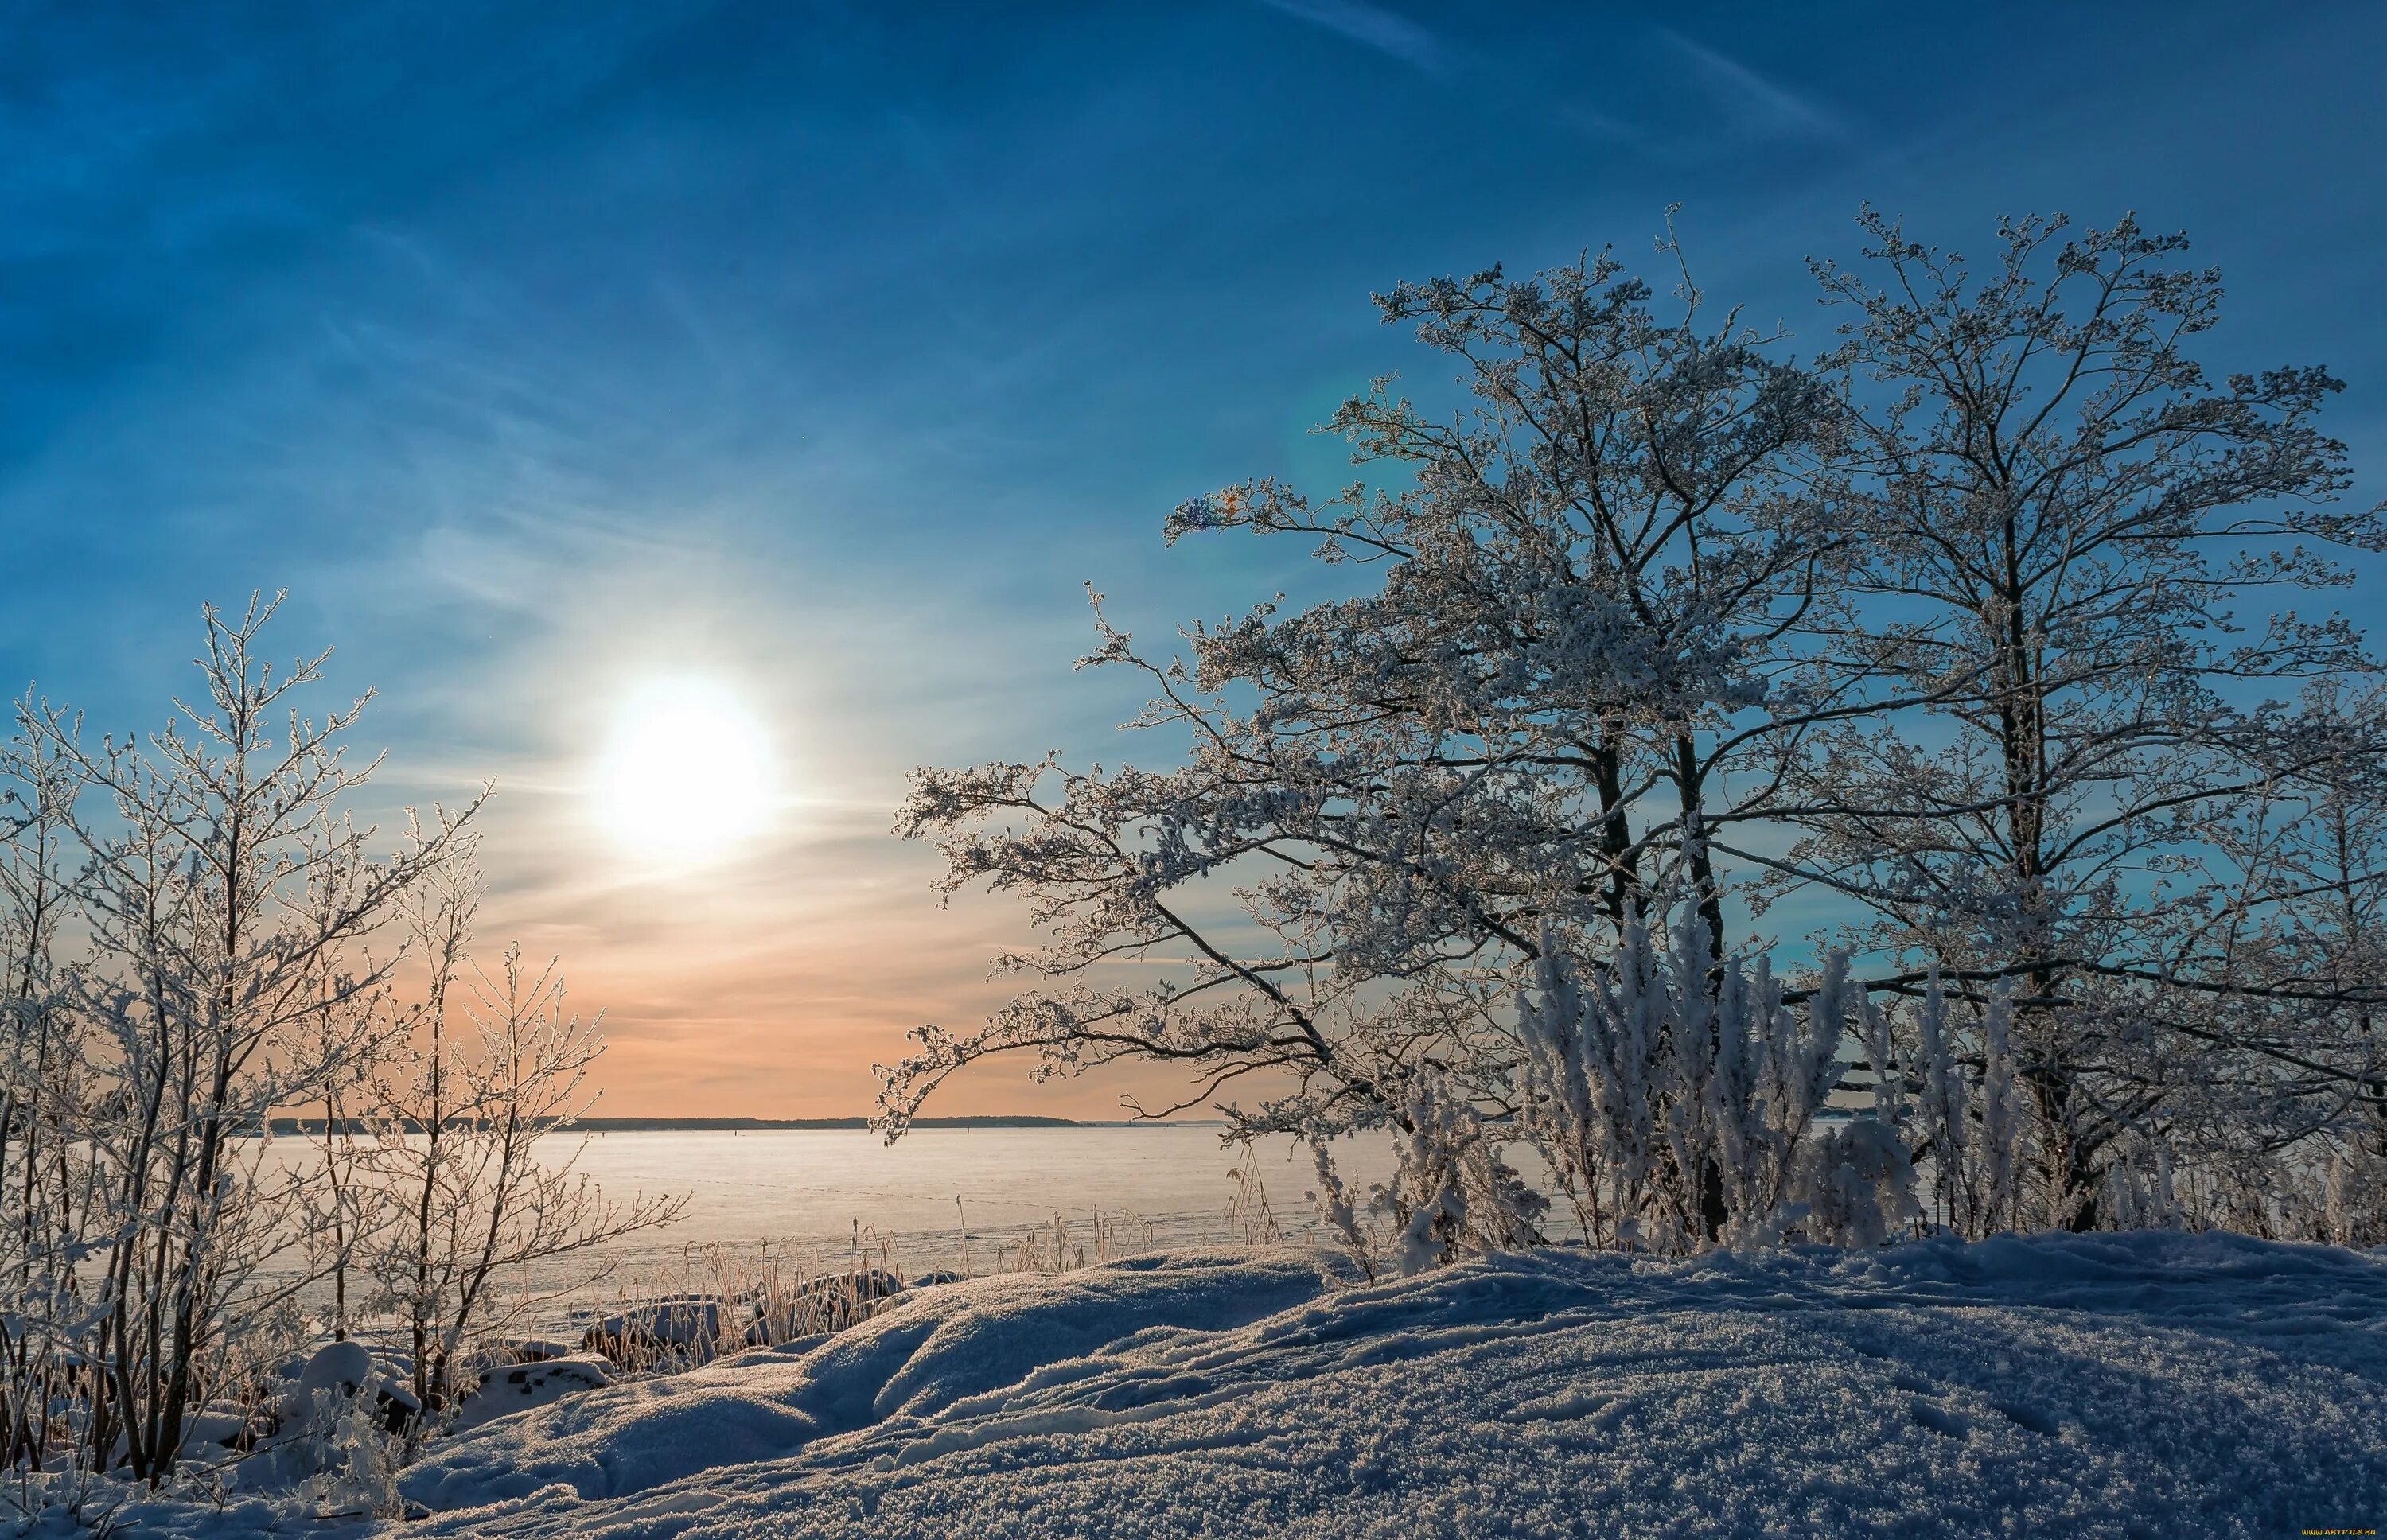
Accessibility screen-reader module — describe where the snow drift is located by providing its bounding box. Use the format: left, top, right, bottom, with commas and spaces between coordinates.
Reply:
375, 1233, 2386, 1538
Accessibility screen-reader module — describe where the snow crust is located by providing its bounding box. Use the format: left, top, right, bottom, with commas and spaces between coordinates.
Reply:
372, 1233, 2387, 1538
103, 1234, 2387, 1537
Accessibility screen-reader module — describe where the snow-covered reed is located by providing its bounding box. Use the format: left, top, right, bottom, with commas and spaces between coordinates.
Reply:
573, 1200, 1206, 1376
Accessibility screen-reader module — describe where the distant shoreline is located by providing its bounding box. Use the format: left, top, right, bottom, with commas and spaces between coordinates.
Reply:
262, 1114, 1226, 1134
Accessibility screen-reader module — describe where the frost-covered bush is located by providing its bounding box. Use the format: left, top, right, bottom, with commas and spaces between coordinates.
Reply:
1305, 1141, 1380, 1281
260, 1343, 409, 1519
1516, 915, 1849, 1251
358, 855, 683, 1438
1380, 1074, 1548, 1274
2325, 1148, 2387, 1248
0, 597, 478, 1488
1510, 923, 2030, 1254
1793, 1119, 1920, 1248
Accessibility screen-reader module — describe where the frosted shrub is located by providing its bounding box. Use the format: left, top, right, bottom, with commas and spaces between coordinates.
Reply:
1909, 978, 1969, 1231
360, 850, 684, 1432
1305, 1141, 1380, 1282
1976, 992, 2027, 1232
1380, 1075, 1548, 1274
1793, 1119, 1919, 1248
15, 597, 479, 1485
2097, 1142, 2182, 1234
1896, 977, 2036, 1238
1516, 927, 1664, 1249
2325, 1148, 2387, 1248
279, 1386, 403, 1521
1707, 951, 1855, 1247
1509, 928, 2071, 1254
1518, 916, 1855, 1251
0, 596, 676, 1495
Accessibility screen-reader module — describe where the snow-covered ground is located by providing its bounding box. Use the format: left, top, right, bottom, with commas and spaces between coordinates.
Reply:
117, 1231, 2387, 1537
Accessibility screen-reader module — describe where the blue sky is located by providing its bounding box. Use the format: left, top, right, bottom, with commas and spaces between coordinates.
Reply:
5, 1, 2384, 1113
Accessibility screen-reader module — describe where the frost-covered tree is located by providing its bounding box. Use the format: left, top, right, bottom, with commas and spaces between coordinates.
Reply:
2156, 676, 2387, 1239
0, 593, 679, 1498
1787, 212, 2381, 1228
886, 235, 1858, 1177
0, 713, 99, 1472
889, 208, 2387, 1262
37, 595, 476, 1484
362, 841, 683, 1433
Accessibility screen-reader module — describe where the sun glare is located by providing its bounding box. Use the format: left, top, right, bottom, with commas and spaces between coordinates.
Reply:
595, 679, 774, 863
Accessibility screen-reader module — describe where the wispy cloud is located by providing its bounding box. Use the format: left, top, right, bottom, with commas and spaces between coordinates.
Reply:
1258, 0, 1447, 76
1551, 102, 1642, 146
1655, 27, 1851, 144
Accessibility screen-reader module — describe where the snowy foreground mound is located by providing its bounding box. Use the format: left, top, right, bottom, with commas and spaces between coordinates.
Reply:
390, 1233, 2380, 1538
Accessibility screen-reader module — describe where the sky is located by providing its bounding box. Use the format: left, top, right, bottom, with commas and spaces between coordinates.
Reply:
5, 1, 2385, 1117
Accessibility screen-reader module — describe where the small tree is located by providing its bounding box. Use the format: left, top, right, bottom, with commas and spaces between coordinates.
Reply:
40, 593, 474, 1484
364, 842, 683, 1432
0, 594, 685, 1495
0, 712, 97, 1473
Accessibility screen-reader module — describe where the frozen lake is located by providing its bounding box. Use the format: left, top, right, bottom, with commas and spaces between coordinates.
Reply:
273, 1126, 1412, 1320
563, 1125, 1404, 1277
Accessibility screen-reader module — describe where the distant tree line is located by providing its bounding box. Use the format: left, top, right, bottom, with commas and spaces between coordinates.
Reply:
887, 210, 2387, 1266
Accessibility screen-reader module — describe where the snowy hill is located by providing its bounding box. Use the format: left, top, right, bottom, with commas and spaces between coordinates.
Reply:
364, 1232, 2387, 1538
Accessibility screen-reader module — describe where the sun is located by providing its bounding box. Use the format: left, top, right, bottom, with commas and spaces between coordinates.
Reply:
595, 679, 775, 863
